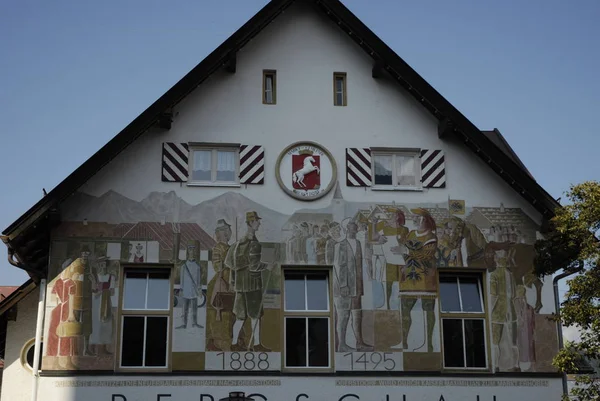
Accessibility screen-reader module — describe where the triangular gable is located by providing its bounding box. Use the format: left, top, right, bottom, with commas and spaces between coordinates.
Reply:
1, 0, 559, 279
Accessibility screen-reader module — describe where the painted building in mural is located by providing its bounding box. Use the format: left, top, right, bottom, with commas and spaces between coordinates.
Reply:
0, 1, 565, 400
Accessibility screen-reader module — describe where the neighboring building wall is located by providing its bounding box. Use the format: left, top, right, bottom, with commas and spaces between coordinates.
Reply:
0, 292, 37, 401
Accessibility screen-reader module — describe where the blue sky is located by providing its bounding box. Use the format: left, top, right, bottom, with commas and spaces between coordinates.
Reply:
0, 0, 598, 297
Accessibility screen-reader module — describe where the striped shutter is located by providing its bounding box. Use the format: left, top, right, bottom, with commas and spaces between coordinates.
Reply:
420, 149, 446, 188
162, 142, 189, 182
346, 148, 372, 187
239, 145, 265, 184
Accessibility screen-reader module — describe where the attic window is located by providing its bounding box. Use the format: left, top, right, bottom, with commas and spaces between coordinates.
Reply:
263, 70, 276, 105
333, 72, 347, 106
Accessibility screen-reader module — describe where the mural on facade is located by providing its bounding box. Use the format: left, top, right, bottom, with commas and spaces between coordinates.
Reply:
42, 190, 555, 373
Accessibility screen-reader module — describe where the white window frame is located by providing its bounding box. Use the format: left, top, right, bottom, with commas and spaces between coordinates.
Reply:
333, 72, 347, 106
440, 275, 485, 315
187, 145, 240, 187
439, 273, 488, 370
263, 70, 277, 105
371, 150, 422, 191
282, 270, 333, 371
119, 269, 172, 370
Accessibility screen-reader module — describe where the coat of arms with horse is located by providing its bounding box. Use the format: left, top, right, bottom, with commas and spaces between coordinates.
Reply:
292, 149, 320, 190
275, 141, 337, 201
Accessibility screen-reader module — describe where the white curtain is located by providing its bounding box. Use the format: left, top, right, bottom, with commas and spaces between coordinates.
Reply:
265, 76, 273, 103
193, 150, 212, 171
397, 156, 414, 175
217, 151, 236, 181
374, 155, 393, 176
397, 156, 415, 185
217, 151, 235, 172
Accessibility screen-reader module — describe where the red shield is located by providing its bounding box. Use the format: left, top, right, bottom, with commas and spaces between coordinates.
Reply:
292, 154, 320, 190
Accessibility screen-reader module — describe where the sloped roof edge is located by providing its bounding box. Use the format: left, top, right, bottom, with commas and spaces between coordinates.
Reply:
0, 280, 36, 316
2, 0, 559, 244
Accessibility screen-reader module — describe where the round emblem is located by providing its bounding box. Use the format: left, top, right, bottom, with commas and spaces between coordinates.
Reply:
275, 141, 337, 201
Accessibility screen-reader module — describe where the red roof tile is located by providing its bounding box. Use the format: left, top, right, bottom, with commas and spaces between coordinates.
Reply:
0, 287, 18, 301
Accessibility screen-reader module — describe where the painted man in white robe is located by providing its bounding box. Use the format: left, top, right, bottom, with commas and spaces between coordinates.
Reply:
176, 244, 203, 329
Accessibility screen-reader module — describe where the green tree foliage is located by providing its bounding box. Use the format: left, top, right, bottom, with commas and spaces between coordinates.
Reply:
534, 181, 600, 400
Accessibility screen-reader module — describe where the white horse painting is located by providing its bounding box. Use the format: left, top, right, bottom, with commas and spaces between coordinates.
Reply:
293, 156, 320, 188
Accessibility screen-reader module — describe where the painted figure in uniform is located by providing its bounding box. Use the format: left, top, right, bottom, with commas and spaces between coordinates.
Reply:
89, 256, 115, 355
372, 208, 409, 310
297, 222, 310, 263
316, 225, 330, 265
333, 219, 373, 351
133, 243, 144, 263
225, 211, 272, 352
326, 222, 341, 265
127, 243, 135, 263
436, 217, 466, 267
286, 225, 299, 264
46, 253, 87, 369
80, 245, 94, 356
176, 243, 203, 329
490, 249, 519, 371
306, 225, 319, 264
514, 273, 536, 370
391, 208, 437, 352
206, 219, 234, 351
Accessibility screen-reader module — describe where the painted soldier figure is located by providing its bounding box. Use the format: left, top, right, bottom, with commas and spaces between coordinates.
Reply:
206, 219, 234, 351
80, 245, 95, 356
391, 208, 438, 352
333, 219, 373, 352
225, 211, 272, 352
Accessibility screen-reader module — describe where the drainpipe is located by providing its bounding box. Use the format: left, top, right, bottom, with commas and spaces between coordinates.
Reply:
553, 264, 583, 398
31, 278, 47, 401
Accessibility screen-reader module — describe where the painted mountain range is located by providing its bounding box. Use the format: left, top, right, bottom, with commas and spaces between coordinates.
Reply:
61, 190, 290, 242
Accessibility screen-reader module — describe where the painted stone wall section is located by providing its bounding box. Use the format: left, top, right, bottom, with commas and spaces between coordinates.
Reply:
41, 190, 557, 373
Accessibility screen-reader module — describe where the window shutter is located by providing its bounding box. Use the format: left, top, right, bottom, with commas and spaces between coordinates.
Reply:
346, 148, 372, 187
420, 149, 446, 188
161, 143, 189, 182
239, 145, 265, 184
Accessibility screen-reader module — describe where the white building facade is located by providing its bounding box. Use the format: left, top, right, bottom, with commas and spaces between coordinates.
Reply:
0, 1, 565, 400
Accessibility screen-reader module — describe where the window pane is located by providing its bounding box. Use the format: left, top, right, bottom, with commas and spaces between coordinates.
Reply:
373, 155, 393, 185
121, 316, 145, 366
146, 271, 170, 310
439, 276, 461, 312
396, 156, 416, 186
192, 150, 212, 181
265, 75, 273, 91
335, 77, 344, 92
459, 277, 483, 312
442, 319, 465, 368
123, 272, 147, 310
26, 342, 43, 369
306, 274, 328, 311
216, 151, 236, 182
308, 318, 329, 367
286, 318, 307, 367
465, 319, 486, 368
264, 74, 274, 104
145, 317, 168, 367
285, 274, 306, 311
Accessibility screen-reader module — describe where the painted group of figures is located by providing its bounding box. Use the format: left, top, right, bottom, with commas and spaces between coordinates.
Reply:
46, 246, 117, 369
279, 206, 542, 371
44, 204, 543, 372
